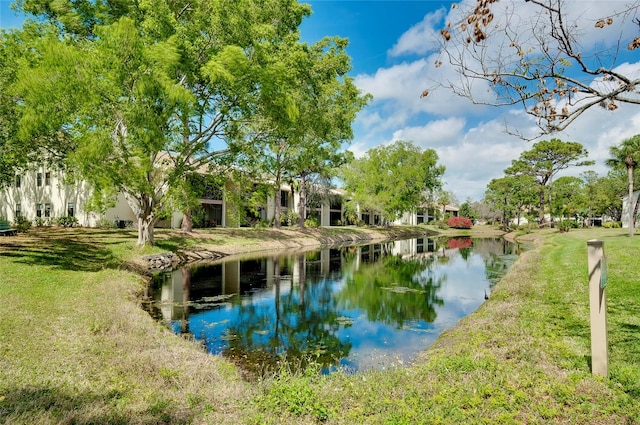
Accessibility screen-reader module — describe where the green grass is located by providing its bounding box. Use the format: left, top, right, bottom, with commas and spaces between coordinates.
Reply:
253, 228, 640, 424
0, 228, 252, 424
1, 226, 639, 424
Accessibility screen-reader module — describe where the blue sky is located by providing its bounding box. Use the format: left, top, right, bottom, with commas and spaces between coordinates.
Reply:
3, 1, 640, 202
300, 1, 640, 202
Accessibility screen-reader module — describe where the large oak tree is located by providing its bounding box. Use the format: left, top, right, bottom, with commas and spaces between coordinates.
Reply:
12, 0, 315, 245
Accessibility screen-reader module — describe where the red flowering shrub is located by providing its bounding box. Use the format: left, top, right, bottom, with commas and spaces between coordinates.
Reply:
447, 216, 473, 229
447, 237, 473, 249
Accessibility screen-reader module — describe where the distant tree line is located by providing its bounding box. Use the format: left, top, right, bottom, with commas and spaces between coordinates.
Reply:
471, 136, 640, 236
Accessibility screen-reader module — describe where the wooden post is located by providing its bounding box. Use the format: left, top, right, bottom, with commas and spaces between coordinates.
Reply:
587, 239, 608, 377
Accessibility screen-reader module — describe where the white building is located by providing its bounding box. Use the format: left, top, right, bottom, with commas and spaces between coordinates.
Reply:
0, 166, 136, 227
2, 166, 442, 229
621, 190, 640, 229
0, 167, 347, 229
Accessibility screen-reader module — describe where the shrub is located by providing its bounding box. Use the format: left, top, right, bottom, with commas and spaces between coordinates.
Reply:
446, 216, 473, 229
304, 216, 320, 228
433, 219, 449, 229
517, 222, 537, 234
254, 219, 271, 228
57, 216, 79, 228
95, 218, 116, 229
280, 210, 299, 226
557, 220, 571, 232
557, 220, 579, 232
603, 221, 621, 228
13, 215, 31, 233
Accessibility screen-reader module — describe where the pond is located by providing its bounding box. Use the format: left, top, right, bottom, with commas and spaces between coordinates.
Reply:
145, 236, 519, 377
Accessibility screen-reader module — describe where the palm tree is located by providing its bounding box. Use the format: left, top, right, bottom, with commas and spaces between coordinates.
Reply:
605, 134, 640, 237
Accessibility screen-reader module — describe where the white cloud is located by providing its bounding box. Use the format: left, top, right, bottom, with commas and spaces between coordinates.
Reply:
347, 1, 640, 202
388, 8, 446, 57
390, 118, 467, 149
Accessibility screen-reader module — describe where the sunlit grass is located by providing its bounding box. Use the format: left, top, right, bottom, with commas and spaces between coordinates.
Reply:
254, 228, 640, 424
0, 229, 252, 424
1, 226, 639, 424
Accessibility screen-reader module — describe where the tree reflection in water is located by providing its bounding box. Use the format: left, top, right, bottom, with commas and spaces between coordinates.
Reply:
147, 237, 519, 377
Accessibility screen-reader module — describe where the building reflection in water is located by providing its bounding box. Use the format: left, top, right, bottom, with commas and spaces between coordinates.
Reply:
148, 237, 518, 375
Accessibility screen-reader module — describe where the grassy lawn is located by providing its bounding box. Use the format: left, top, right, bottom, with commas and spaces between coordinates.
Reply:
0, 226, 639, 424
251, 228, 640, 424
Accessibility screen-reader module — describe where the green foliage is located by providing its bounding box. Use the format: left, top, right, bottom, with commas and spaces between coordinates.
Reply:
56, 216, 79, 228
280, 210, 299, 227
239, 34, 369, 229
258, 365, 330, 421
33, 216, 52, 227
254, 219, 272, 228
557, 220, 574, 232
603, 221, 621, 228
458, 199, 476, 222
304, 216, 319, 228
485, 174, 538, 225
13, 215, 31, 232
96, 217, 116, 229
340, 140, 445, 222
551, 176, 586, 219
342, 200, 358, 225
518, 222, 538, 234
606, 134, 640, 236
12, 0, 321, 244
433, 219, 449, 229
504, 139, 593, 223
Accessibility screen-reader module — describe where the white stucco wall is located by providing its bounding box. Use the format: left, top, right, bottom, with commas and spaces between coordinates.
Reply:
621, 190, 640, 229
0, 167, 138, 227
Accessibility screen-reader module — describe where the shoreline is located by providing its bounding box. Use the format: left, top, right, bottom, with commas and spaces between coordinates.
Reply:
138, 224, 509, 272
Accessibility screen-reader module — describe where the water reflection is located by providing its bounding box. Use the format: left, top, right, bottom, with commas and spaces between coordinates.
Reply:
146, 237, 519, 376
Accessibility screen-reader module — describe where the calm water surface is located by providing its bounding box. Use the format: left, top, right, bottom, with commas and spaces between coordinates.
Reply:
146, 237, 519, 375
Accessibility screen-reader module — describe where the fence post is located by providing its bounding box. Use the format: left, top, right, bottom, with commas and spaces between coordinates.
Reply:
587, 239, 608, 377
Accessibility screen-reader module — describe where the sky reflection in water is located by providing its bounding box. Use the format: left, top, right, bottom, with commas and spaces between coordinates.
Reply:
147, 237, 519, 375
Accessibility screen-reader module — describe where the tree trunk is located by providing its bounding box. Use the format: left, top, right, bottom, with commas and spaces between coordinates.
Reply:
548, 175, 555, 228
538, 186, 546, 225
298, 172, 306, 228
627, 165, 635, 237
137, 214, 157, 246
182, 207, 193, 233
274, 187, 281, 229
180, 268, 191, 334
124, 192, 158, 246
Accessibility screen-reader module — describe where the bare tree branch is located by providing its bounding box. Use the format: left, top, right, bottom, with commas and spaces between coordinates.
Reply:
427, 0, 640, 139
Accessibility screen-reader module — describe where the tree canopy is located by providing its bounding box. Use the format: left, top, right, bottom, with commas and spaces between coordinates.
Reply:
605, 134, 640, 236
504, 138, 592, 223
339, 140, 445, 224
240, 37, 369, 228
6, 0, 366, 244
485, 174, 538, 226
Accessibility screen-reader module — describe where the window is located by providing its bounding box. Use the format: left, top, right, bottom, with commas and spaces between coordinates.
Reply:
280, 191, 289, 208
67, 202, 75, 217
15, 203, 21, 217
45, 172, 51, 186
36, 203, 42, 218
44, 203, 51, 218
37, 172, 43, 187
15, 175, 21, 188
